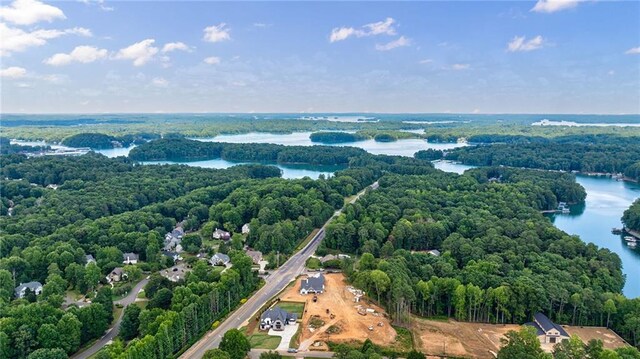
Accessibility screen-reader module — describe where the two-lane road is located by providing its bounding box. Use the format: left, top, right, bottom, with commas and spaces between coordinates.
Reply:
180, 181, 378, 358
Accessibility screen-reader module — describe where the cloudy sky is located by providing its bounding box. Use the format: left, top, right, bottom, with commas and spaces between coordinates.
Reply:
1, 0, 639, 114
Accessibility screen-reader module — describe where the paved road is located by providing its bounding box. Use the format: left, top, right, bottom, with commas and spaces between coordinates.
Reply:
180, 181, 378, 359
72, 277, 149, 359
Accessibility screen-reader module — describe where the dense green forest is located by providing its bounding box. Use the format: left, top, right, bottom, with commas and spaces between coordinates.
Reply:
61, 133, 120, 149
445, 141, 640, 180
623, 199, 640, 232
309, 131, 367, 143
321, 167, 640, 348
128, 138, 367, 165
0, 145, 443, 358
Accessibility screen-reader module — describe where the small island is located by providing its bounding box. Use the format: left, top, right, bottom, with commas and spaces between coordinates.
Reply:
62, 133, 120, 149
373, 133, 398, 142
309, 131, 367, 144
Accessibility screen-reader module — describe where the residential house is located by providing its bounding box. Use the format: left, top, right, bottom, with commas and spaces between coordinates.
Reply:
209, 253, 231, 266
259, 306, 297, 331
319, 253, 350, 263
85, 254, 96, 266
213, 228, 231, 241
525, 312, 570, 345
300, 274, 325, 295
15, 282, 43, 298
162, 250, 182, 262
242, 223, 251, 234
106, 267, 127, 283
164, 226, 185, 253
245, 250, 262, 265
427, 249, 441, 257
122, 252, 139, 265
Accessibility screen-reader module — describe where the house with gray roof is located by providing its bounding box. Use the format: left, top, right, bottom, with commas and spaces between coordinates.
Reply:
209, 253, 230, 266
213, 228, 231, 241
525, 312, 570, 345
85, 254, 96, 266
106, 267, 127, 283
300, 274, 325, 295
260, 306, 297, 331
122, 252, 139, 265
15, 282, 43, 298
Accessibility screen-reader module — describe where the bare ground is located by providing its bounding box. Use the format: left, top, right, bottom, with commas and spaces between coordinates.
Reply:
279, 273, 397, 351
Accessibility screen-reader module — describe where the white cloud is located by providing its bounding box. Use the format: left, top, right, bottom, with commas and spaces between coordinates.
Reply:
0, 23, 92, 56
78, 0, 114, 12
363, 17, 396, 36
330, 17, 397, 43
203, 23, 230, 43
419, 59, 433, 64
450, 63, 470, 70
44, 45, 107, 65
0, 66, 27, 78
0, 0, 65, 25
375, 36, 411, 51
608, 70, 615, 75
625, 47, 640, 55
507, 35, 545, 52
203, 56, 221, 65
151, 77, 168, 87
114, 39, 158, 66
162, 42, 191, 53
531, 0, 582, 13
253, 23, 271, 28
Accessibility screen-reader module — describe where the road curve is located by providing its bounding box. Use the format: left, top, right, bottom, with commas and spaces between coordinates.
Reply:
71, 277, 149, 359
180, 181, 377, 358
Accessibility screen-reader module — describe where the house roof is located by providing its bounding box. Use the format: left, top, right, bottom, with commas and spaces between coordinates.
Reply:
533, 312, 569, 337
111, 267, 124, 276
261, 306, 297, 323
15, 281, 42, 295
246, 250, 262, 263
162, 250, 179, 258
85, 254, 95, 262
211, 253, 230, 264
123, 252, 139, 260
301, 274, 325, 291
214, 228, 230, 236
524, 322, 546, 336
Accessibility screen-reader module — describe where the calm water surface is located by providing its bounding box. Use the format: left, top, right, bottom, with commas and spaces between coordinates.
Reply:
142, 159, 343, 180
197, 132, 466, 156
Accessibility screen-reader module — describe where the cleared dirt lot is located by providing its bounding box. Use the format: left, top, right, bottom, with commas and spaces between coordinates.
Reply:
279, 273, 397, 350
565, 326, 628, 350
412, 318, 630, 358
412, 317, 520, 358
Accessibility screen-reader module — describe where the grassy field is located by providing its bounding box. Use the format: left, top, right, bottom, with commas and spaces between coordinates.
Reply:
247, 332, 282, 349
276, 301, 305, 318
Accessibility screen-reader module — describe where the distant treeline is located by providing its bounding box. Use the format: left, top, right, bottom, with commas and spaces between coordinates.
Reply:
441, 136, 640, 180
61, 133, 159, 149
129, 138, 368, 165
0, 137, 49, 155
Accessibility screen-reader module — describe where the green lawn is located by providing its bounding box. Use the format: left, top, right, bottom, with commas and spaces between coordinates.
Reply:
247, 332, 281, 349
276, 301, 305, 318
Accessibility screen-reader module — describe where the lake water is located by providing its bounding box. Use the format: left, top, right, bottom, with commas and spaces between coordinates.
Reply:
435, 162, 640, 298
142, 159, 344, 180
196, 131, 466, 157
549, 176, 640, 298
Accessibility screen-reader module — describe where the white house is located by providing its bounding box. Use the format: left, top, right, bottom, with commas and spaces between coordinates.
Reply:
242, 223, 250, 234
15, 282, 43, 298
260, 306, 297, 331
300, 274, 325, 295
122, 252, 139, 265
525, 312, 570, 345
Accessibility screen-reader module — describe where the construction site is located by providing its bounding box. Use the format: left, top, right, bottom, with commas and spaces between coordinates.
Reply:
279, 273, 397, 351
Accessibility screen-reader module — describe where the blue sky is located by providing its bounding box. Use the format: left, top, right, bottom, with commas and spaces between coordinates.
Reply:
1, 0, 639, 114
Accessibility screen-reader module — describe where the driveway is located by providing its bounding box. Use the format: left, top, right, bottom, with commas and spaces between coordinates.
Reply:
269, 323, 299, 351
71, 277, 149, 359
